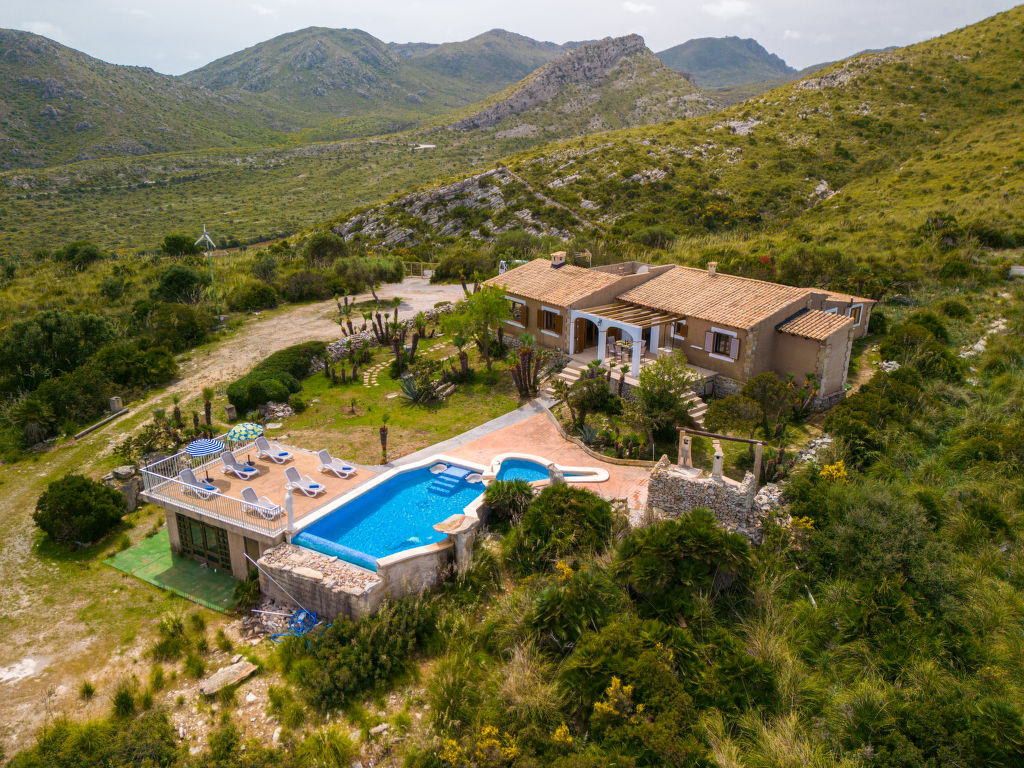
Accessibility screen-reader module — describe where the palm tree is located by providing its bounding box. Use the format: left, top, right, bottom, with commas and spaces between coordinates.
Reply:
201, 387, 214, 427
171, 394, 182, 427
379, 413, 390, 463
340, 304, 355, 335
390, 296, 402, 323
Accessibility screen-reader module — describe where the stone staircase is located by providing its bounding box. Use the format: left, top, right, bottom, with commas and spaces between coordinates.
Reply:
540, 360, 708, 427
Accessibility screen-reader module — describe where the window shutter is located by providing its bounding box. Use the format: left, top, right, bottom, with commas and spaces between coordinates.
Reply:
536, 308, 543, 328
704, 331, 713, 352
729, 337, 740, 360
555, 314, 563, 334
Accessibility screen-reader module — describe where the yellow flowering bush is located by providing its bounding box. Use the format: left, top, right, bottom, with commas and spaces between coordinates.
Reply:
819, 459, 849, 483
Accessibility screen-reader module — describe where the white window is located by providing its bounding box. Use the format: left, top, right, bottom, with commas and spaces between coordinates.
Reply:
850, 304, 863, 327
507, 297, 526, 327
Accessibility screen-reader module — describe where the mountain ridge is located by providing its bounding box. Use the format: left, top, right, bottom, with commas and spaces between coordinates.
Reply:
657, 36, 795, 88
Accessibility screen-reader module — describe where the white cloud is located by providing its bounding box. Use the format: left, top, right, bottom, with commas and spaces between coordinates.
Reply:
622, 1, 656, 13
701, 0, 754, 20
251, 4, 276, 17
783, 29, 801, 40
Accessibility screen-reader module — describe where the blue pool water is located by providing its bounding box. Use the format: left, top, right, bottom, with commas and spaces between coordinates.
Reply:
496, 458, 583, 482
293, 464, 484, 571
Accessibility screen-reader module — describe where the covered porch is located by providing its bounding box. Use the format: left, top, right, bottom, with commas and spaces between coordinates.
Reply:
569, 302, 681, 377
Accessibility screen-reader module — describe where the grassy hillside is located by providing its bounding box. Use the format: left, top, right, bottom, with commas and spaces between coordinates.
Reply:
657, 36, 795, 88
328, 6, 1024, 286
0, 29, 291, 169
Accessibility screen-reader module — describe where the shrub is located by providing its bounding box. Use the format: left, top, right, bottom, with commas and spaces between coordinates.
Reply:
251, 252, 279, 282
504, 485, 614, 575
303, 231, 348, 267
282, 270, 331, 302
33, 474, 125, 545
288, 394, 307, 413
430, 250, 496, 283
492, 228, 542, 258
233, 572, 261, 611
227, 281, 278, 312
482, 479, 534, 525
905, 310, 950, 343
615, 510, 751, 621
92, 343, 178, 391
54, 240, 105, 271
226, 341, 325, 412
151, 265, 208, 304
111, 679, 136, 717
98, 273, 128, 300
160, 233, 201, 256
939, 299, 970, 318
291, 597, 436, 711
131, 300, 210, 352
0, 309, 112, 393
868, 308, 889, 335
526, 567, 626, 656
631, 224, 676, 249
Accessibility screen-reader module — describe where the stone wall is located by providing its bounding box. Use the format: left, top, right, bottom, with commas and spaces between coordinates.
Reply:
257, 544, 386, 620
645, 456, 768, 543
712, 375, 743, 398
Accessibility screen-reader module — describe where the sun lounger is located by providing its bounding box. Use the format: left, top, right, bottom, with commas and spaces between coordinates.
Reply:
317, 449, 357, 479
221, 451, 259, 480
255, 436, 292, 464
179, 468, 217, 499
285, 466, 325, 497
240, 487, 282, 520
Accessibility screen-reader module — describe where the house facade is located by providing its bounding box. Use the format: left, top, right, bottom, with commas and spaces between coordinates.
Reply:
485, 254, 875, 408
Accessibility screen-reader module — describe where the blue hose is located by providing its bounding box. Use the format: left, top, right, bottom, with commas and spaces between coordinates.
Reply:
270, 608, 331, 650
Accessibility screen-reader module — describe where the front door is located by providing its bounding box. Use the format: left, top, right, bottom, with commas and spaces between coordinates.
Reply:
574, 318, 598, 351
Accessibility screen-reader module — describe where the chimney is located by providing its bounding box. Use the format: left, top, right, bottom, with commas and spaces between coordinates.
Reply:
551, 251, 567, 268
707, 261, 718, 277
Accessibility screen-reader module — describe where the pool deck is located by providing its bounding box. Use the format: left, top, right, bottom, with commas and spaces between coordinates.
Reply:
446, 410, 651, 510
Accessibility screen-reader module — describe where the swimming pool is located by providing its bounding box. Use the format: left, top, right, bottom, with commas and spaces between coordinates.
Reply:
496, 457, 585, 482
293, 462, 484, 571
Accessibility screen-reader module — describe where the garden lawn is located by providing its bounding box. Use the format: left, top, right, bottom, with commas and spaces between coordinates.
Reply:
274, 339, 521, 465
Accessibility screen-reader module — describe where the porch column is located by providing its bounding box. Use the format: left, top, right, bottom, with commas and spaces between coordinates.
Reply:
630, 329, 642, 377
597, 325, 607, 363
649, 325, 660, 355
567, 312, 576, 355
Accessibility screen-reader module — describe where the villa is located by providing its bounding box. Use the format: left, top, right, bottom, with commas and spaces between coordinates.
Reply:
485, 252, 874, 407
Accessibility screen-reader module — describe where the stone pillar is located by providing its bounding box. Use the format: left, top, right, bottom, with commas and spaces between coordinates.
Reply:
649, 325, 660, 355
753, 442, 764, 484
597, 325, 607, 363
285, 489, 295, 536
568, 313, 576, 355
452, 531, 473, 574
678, 432, 692, 468
712, 442, 724, 479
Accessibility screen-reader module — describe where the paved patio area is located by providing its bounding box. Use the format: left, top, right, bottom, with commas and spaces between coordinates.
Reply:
446, 411, 652, 510
149, 445, 379, 533
105, 530, 238, 611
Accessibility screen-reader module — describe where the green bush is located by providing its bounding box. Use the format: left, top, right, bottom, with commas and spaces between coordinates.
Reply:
0, 309, 112, 394
939, 299, 970, 318
526, 567, 626, 656
281, 270, 331, 302
130, 301, 210, 352
631, 224, 676, 249
151, 265, 208, 304
288, 394, 307, 413
303, 231, 348, 267
430, 249, 496, 284
226, 341, 325, 412
868, 308, 889, 335
33, 474, 125, 545
227, 281, 278, 312
615, 510, 750, 622
482, 479, 533, 525
53, 240, 105, 271
160, 233, 201, 256
92, 343, 178, 391
291, 597, 436, 711
504, 485, 615, 575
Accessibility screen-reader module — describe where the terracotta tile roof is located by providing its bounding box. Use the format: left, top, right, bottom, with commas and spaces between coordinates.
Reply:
483, 258, 622, 306
617, 266, 812, 329
824, 289, 876, 305
777, 309, 853, 340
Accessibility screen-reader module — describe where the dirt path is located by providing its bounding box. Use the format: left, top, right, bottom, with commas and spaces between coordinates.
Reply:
162, 277, 466, 404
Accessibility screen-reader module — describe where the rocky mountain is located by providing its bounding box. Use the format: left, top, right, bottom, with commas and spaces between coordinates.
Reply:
0, 29, 285, 169
657, 36, 794, 88
326, 6, 1024, 253
183, 27, 572, 119
446, 35, 717, 138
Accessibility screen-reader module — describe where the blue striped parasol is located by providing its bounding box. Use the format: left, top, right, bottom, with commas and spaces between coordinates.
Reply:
184, 438, 226, 458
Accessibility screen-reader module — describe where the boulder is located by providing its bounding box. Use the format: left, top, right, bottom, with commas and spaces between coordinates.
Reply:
198, 660, 257, 696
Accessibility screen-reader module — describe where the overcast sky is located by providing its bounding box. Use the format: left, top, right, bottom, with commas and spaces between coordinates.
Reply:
1, 0, 1018, 75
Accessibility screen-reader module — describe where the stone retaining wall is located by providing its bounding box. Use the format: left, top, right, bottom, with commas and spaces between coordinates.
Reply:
646, 456, 768, 543
257, 544, 386, 620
